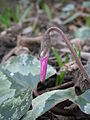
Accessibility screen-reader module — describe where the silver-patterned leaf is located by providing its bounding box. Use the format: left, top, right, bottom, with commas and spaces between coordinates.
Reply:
0, 54, 56, 120
22, 87, 90, 120
22, 87, 75, 120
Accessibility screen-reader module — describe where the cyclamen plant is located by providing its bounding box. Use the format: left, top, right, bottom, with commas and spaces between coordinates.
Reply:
23, 27, 90, 120
0, 27, 90, 120
40, 27, 90, 83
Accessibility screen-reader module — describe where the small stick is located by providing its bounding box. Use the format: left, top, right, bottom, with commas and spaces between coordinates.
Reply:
1, 47, 17, 64
17, 35, 43, 46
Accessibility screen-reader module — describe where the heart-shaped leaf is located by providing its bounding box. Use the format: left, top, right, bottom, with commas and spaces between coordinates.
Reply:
73, 89, 90, 114
22, 87, 90, 120
0, 54, 56, 120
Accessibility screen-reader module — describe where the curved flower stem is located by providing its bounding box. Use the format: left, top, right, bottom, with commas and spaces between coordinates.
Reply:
46, 27, 90, 83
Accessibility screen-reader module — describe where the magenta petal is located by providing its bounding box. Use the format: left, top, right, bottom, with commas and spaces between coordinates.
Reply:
40, 56, 48, 82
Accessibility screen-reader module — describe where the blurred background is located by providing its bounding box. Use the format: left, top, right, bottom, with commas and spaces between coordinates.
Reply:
0, 0, 90, 33
0, 0, 90, 63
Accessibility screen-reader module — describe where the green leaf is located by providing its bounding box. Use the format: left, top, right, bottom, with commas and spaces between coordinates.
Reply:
34, 27, 39, 36
42, 3, 52, 21
73, 89, 90, 114
78, 49, 81, 58
59, 70, 66, 85
56, 71, 66, 85
22, 87, 75, 120
52, 47, 66, 85
0, 12, 11, 28
52, 47, 63, 67
0, 54, 56, 120
10, 9, 19, 23
72, 44, 77, 60
16, 5, 20, 20
75, 26, 90, 40
65, 53, 69, 63
85, 17, 90, 27
0, 7, 19, 28
56, 75, 60, 86
21, 6, 32, 23
22, 87, 90, 120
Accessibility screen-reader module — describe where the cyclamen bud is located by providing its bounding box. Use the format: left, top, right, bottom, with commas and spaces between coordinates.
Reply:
40, 56, 48, 81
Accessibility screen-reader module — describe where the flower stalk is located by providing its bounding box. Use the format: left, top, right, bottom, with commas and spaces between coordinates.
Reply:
40, 27, 90, 83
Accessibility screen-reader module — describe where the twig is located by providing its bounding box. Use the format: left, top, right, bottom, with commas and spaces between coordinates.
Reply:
17, 35, 43, 46
1, 46, 30, 64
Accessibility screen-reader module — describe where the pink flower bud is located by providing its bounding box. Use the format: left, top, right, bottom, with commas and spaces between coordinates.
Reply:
40, 56, 48, 82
